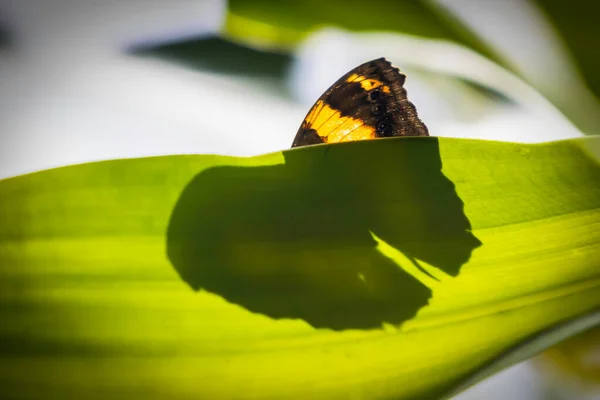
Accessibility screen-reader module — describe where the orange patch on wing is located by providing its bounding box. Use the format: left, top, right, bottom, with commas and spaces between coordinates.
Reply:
327, 123, 377, 143
345, 73, 390, 93
306, 100, 336, 134
303, 100, 377, 143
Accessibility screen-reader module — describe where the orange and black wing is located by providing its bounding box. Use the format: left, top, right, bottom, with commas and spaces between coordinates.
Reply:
291, 57, 429, 148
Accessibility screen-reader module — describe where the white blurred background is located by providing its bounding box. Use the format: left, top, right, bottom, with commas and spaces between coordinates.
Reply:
0, 1, 599, 398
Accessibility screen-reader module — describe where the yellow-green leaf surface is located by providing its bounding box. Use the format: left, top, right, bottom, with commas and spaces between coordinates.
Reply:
1, 136, 600, 399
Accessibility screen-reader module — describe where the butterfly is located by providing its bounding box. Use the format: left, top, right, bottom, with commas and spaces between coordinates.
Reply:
291, 58, 429, 148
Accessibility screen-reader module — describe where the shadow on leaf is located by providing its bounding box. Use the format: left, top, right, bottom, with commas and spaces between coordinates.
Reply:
167, 137, 481, 330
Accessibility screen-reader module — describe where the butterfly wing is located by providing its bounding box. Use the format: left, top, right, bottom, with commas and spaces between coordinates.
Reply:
291, 58, 429, 148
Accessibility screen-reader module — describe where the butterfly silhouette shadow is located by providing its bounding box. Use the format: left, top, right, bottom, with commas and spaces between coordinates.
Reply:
166, 137, 481, 331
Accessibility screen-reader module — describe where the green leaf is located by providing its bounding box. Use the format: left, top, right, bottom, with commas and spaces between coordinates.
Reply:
224, 0, 496, 60
1, 136, 599, 399
534, 0, 600, 101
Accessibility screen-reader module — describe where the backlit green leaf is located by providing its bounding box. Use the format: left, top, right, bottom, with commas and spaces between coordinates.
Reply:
1, 136, 599, 399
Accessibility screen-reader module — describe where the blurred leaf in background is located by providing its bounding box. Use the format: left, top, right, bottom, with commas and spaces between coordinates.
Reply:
535, 0, 600, 100
224, 0, 495, 56
137, 36, 294, 99
432, 0, 600, 135
533, 325, 600, 399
